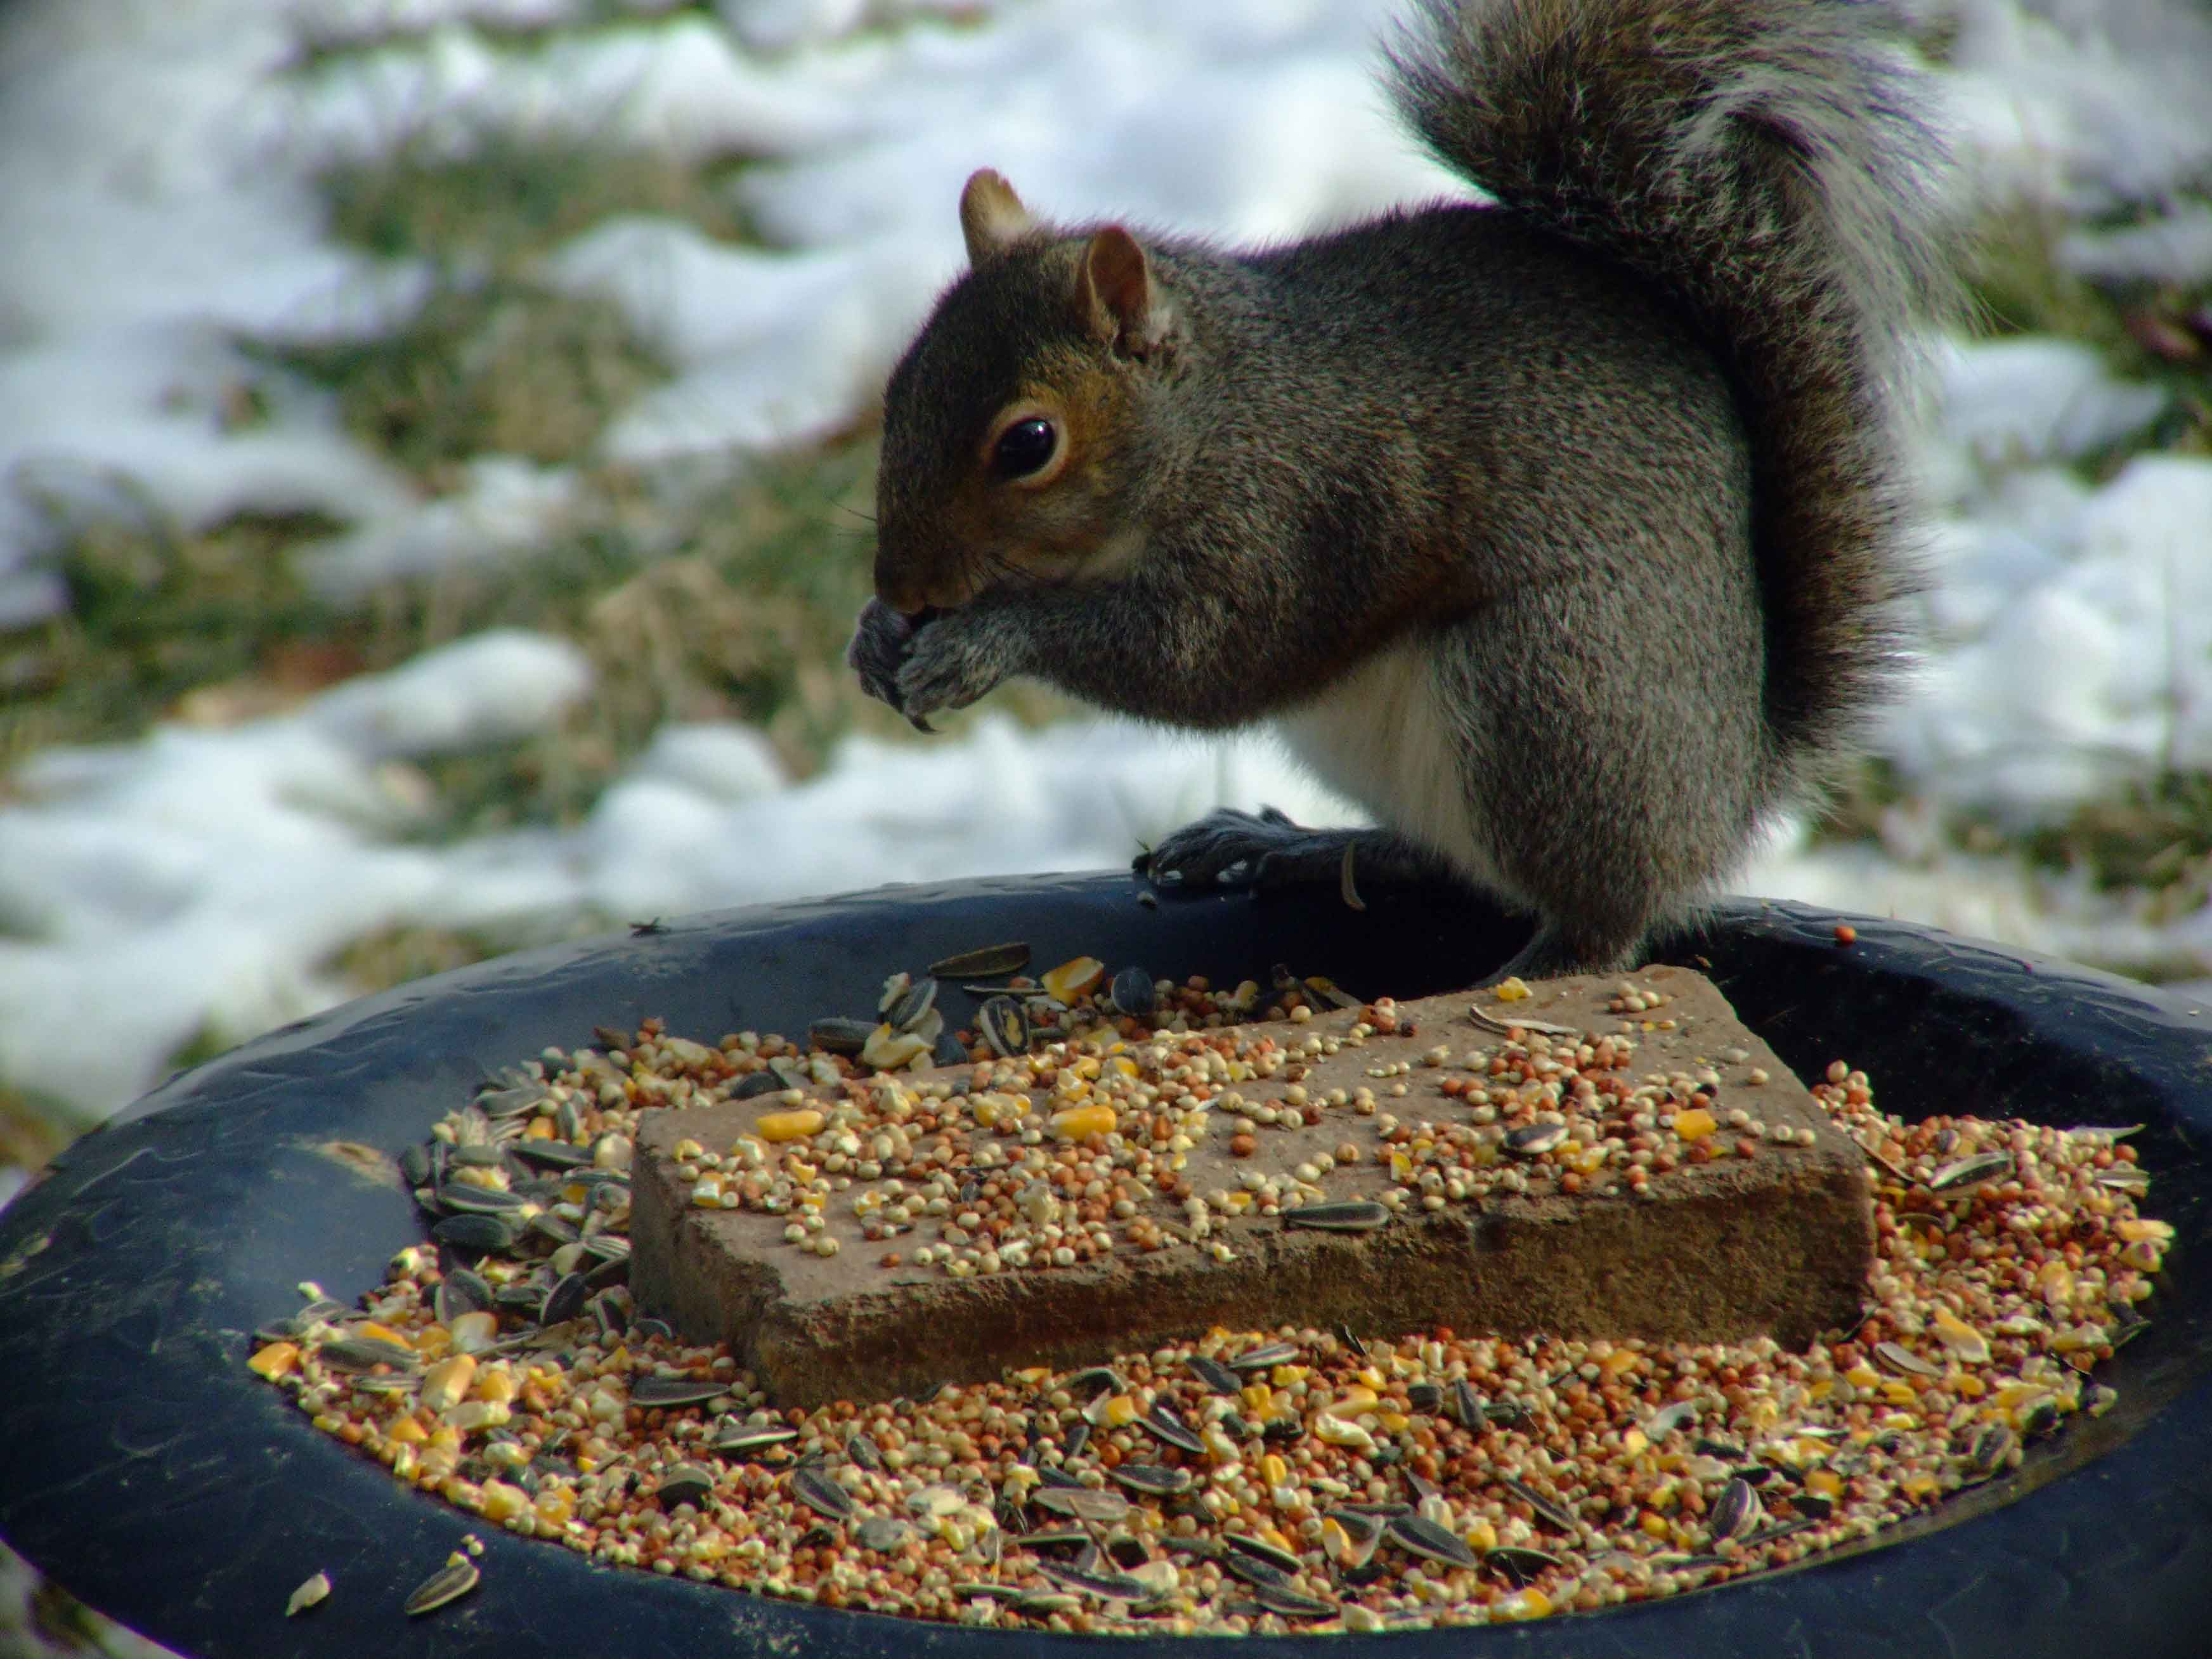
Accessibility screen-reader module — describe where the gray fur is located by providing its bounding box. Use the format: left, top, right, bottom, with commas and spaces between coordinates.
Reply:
856, 0, 1961, 977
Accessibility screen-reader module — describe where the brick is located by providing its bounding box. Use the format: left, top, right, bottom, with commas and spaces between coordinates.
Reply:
628, 967, 1871, 1408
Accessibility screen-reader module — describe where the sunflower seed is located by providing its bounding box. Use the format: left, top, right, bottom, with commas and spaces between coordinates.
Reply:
1641, 1400, 1700, 1438
1452, 1379, 1487, 1430
433, 1270, 493, 1325
1504, 1122, 1568, 1156
1107, 966, 1157, 1017
1221, 1552, 1289, 1591
319, 1337, 419, 1373
630, 1374, 726, 1409
886, 977, 940, 1032
1500, 1477, 1577, 1533
857, 1516, 911, 1552
1104, 1536, 1152, 1571
1015, 1528, 1090, 1554
1251, 1583, 1337, 1620
1282, 1200, 1391, 1232
1033, 1488, 1129, 1525
791, 1466, 854, 1522
1223, 1532, 1303, 1576
1229, 1342, 1299, 1372
1485, 1546, 1561, 1589
932, 942, 1031, 979
1062, 1421, 1091, 1460
1185, 1354, 1242, 1396
654, 1463, 715, 1508
1874, 1341, 1942, 1379
1709, 1476, 1762, 1542
1386, 1513, 1478, 1569
808, 1017, 876, 1055
537, 1272, 587, 1327
476, 1083, 549, 1120
1067, 1366, 1124, 1398
1325, 1507, 1384, 1568
434, 1181, 526, 1215
708, 1424, 796, 1460
1966, 1424, 2017, 1480
1927, 1152, 2014, 1192
430, 1213, 517, 1258
2021, 1396, 2062, 1438
846, 1430, 883, 1472
1142, 1404, 1205, 1456
977, 996, 1030, 1058
402, 1558, 479, 1617
1038, 1561, 1152, 1602
1109, 1463, 1193, 1497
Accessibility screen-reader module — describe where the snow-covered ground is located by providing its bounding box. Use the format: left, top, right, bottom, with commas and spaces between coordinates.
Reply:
3, 0, 2211, 1176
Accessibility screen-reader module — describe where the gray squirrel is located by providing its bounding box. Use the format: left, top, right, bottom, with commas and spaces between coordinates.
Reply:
848, 0, 1959, 980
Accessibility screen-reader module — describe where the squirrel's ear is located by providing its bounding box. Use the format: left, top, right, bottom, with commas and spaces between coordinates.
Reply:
1080, 226, 1171, 359
960, 169, 1035, 266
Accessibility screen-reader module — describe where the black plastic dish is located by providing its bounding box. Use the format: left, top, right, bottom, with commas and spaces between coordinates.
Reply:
2, 873, 2209, 1659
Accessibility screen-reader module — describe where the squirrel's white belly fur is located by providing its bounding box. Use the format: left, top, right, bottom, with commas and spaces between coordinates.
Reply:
1273, 641, 1509, 895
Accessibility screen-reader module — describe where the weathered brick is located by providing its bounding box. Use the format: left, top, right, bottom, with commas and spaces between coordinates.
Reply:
630, 968, 1871, 1407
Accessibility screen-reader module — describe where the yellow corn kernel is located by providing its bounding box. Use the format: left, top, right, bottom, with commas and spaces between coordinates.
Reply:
479, 1480, 531, 1523
356, 1321, 413, 1350
420, 1353, 477, 1412
1674, 1108, 1717, 1142
1844, 1362, 1881, 1389
1805, 1469, 1842, 1497
1320, 1518, 1352, 1561
1242, 1384, 1275, 1415
1043, 957, 1105, 1003
475, 1366, 519, 1406
673, 1138, 704, 1161
757, 1108, 824, 1143
1932, 1307, 1991, 1364
1330, 1387, 1381, 1417
535, 1487, 575, 1525
1050, 1102, 1117, 1141
523, 1117, 555, 1140
1640, 1511, 1670, 1539
1099, 1394, 1139, 1429
1493, 979, 1531, 1003
2116, 1217, 2174, 1244
1901, 1473, 1939, 1499
1379, 1412, 1412, 1433
1259, 1526, 1296, 1556
1495, 1589, 1552, 1621
248, 1341, 300, 1380
386, 1415, 429, 1445
1464, 1519, 1498, 1553
1602, 1348, 1642, 1378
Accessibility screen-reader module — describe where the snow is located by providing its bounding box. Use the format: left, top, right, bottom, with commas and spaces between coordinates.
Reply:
1, 0, 2210, 1124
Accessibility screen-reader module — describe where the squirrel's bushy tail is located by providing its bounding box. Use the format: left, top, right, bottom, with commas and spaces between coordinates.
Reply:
1389, 0, 1959, 772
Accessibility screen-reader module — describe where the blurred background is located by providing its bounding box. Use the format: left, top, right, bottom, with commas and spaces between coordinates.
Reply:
1, 0, 2208, 1649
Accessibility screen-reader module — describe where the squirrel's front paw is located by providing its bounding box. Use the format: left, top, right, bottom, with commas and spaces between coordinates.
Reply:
894, 609, 1018, 725
847, 599, 919, 716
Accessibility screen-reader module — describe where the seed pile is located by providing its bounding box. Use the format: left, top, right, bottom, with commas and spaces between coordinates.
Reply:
249, 956, 2170, 1633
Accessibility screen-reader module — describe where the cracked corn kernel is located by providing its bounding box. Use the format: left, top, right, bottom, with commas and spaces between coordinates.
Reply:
1674, 1107, 1717, 1141
1049, 1102, 1117, 1140
248, 1341, 300, 1379
756, 1108, 824, 1143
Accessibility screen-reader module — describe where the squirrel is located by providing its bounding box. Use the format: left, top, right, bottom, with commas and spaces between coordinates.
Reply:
847, 0, 1960, 981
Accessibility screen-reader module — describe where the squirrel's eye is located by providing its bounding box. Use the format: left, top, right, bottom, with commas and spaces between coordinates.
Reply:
991, 417, 1058, 479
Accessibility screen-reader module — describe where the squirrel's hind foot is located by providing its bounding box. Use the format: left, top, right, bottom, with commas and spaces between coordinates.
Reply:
1137, 810, 1436, 900
1476, 924, 1643, 988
